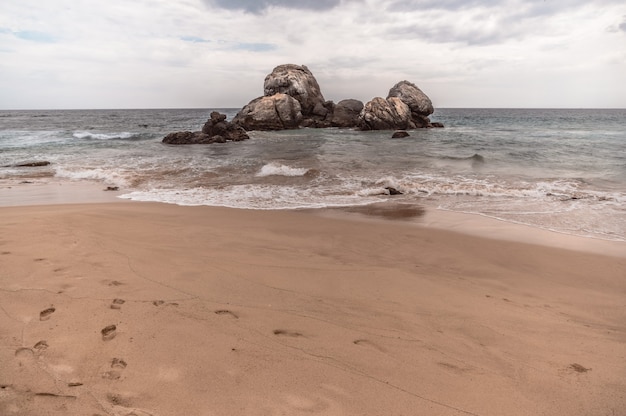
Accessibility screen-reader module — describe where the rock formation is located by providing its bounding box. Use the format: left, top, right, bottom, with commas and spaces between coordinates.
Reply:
162, 65, 442, 144
162, 111, 249, 145
232, 64, 442, 132
358, 81, 436, 130
233, 64, 335, 130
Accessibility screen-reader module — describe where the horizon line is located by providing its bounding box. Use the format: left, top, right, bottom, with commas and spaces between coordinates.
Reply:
1, 106, 625, 111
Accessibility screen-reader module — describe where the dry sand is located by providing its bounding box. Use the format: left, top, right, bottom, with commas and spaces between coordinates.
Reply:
1, 200, 625, 416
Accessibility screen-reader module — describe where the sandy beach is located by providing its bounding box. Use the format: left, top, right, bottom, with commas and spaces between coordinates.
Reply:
1, 196, 625, 415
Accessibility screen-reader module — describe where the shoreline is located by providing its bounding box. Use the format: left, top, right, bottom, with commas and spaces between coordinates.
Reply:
2, 179, 625, 258
1, 201, 625, 415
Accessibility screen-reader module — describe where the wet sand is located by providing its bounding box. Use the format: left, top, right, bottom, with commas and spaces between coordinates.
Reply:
1, 196, 625, 415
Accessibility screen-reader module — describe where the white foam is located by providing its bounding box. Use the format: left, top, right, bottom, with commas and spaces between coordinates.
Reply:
372, 173, 622, 201
54, 166, 129, 187
255, 163, 309, 177
72, 131, 135, 140
119, 184, 381, 210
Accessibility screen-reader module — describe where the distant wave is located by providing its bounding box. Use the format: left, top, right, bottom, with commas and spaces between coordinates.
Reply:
255, 162, 310, 177
72, 131, 137, 140
439, 153, 485, 164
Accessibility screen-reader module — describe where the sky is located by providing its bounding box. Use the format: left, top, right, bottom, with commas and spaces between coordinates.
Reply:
1, 0, 625, 109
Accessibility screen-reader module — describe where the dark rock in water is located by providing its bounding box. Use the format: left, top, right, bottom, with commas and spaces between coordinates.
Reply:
431, 122, 444, 128
104, 186, 119, 191
202, 111, 249, 141
162, 131, 212, 144
9, 161, 51, 167
331, 99, 364, 128
391, 130, 410, 138
163, 111, 249, 144
385, 187, 403, 195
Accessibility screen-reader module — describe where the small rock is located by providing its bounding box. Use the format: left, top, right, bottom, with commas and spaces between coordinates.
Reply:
385, 187, 403, 195
391, 130, 410, 138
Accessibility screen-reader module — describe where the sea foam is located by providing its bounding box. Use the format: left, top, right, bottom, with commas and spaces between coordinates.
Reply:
73, 131, 136, 140
255, 162, 309, 177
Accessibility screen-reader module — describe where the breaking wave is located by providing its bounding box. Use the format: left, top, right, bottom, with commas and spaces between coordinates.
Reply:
72, 131, 139, 140
255, 162, 310, 177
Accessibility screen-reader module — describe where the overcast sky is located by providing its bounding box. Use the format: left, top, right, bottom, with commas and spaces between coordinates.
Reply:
1, 0, 625, 109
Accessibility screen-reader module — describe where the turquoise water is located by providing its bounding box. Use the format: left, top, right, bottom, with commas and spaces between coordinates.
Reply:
1, 108, 625, 240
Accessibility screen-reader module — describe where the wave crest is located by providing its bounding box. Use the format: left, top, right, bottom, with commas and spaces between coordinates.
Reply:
256, 163, 310, 177
73, 131, 136, 140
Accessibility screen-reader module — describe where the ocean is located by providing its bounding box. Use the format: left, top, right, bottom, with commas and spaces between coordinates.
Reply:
1, 108, 625, 241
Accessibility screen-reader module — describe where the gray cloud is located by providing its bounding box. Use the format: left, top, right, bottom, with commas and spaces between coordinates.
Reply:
386, 0, 610, 15
207, 0, 342, 14
388, 23, 502, 46
620, 16, 626, 32
384, 0, 602, 46
386, 0, 489, 12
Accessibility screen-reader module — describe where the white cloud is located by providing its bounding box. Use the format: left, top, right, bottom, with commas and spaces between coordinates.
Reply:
0, 0, 624, 109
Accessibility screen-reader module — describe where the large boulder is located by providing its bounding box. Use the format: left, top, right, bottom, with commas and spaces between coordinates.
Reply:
163, 111, 249, 144
331, 99, 364, 128
358, 81, 436, 130
388, 81, 433, 117
358, 97, 413, 130
232, 93, 303, 131
234, 64, 331, 130
263, 64, 326, 116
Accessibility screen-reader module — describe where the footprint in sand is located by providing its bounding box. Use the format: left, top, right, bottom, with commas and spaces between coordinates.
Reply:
110, 299, 125, 310
103, 358, 127, 380
152, 300, 165, 306
215, 310, 239, 319
15, 347, 35, 360
273, 329, 304, 337
33, 340, 49, 352
101, 325, 117, 341
15, 348, 36, 367
111, 358, 127, 369
39, 307, 56, 321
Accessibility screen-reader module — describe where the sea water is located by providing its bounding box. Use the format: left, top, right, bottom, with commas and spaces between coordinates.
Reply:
1, 108, 625, 241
